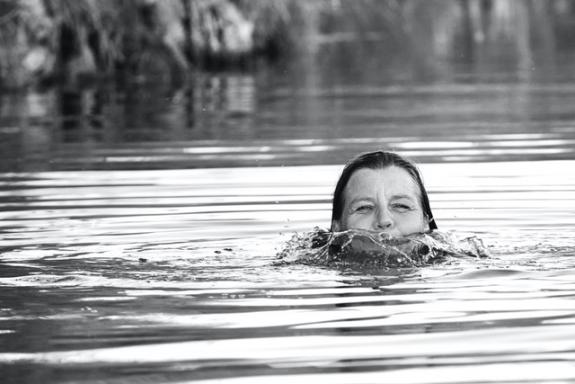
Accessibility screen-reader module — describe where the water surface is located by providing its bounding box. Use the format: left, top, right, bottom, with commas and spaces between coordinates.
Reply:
1, 45, 575, 383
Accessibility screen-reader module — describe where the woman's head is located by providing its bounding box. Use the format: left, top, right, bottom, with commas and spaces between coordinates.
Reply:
331, 151, 437, 235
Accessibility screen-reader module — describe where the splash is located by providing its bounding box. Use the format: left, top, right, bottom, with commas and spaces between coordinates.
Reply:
277, 228, 490, 269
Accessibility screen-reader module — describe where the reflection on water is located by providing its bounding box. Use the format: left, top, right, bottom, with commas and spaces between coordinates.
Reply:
2, 39, 575, 383
2, 49, 575, 171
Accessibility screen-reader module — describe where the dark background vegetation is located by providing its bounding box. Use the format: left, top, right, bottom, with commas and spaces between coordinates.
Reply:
2, 0, 575, 89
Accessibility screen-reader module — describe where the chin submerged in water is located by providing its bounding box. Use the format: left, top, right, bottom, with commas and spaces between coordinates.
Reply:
277, 228, 490, 269
278, 151, 489, 268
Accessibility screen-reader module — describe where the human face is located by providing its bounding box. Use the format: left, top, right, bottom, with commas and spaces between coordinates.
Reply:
333, 166, 429, 237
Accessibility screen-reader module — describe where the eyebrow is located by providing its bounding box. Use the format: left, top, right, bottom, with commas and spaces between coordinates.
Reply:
389, 194, 417, 201
348, 194, 417, 206
348, 197, 373, 206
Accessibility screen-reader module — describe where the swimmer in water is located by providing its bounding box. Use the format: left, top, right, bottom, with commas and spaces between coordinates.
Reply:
330, 150, 437, 237
280, 151, 486, 267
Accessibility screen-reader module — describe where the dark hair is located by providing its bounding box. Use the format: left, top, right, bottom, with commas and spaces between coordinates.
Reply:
330, 151, 437, 231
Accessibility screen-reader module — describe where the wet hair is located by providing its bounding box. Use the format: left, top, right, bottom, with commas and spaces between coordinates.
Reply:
330, 151, 437, 231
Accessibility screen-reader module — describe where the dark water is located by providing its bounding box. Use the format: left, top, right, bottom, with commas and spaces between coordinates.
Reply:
1, 44, 575, 383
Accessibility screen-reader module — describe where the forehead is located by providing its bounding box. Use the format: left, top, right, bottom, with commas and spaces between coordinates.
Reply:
344, 166, 421, 200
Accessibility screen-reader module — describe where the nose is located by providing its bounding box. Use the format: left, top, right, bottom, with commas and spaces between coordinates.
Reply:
374, 208, 393, 231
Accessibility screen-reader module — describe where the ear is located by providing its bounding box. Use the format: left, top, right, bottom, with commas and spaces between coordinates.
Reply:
331, 220, 341, 232
423, 216, 430, 232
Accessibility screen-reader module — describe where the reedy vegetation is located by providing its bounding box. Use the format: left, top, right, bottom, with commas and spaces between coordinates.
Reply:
0, 0, 574, 88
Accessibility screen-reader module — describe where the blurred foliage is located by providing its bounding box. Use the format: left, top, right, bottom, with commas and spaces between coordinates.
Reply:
1, 0, 575, 88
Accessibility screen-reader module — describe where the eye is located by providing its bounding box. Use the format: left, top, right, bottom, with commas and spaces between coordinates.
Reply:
354, 204, 373, 213
391, 203, 413, 212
